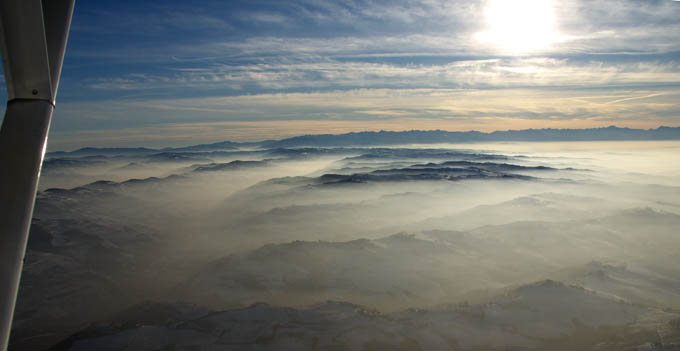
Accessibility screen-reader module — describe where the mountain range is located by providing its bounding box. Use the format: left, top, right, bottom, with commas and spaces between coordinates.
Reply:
48, 126, 680, 155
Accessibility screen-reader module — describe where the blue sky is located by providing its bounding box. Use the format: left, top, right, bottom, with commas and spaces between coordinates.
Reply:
1, 0, 680, 150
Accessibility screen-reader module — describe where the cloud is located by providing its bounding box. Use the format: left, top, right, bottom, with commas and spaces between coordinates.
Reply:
77, 56, 680, 99
47, 87, 680, 150
59, 0, 680, 102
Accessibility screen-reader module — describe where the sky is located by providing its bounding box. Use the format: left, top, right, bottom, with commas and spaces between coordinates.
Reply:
1, 0, 680, 150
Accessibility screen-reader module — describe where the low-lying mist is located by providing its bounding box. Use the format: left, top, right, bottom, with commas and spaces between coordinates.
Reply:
13, 141, 680, 350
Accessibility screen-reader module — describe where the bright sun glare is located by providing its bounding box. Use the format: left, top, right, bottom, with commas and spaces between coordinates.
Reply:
477, 0, 557, 54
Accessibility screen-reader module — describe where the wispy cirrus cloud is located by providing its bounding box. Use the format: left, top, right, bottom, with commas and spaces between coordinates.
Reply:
80, 57, 680, 96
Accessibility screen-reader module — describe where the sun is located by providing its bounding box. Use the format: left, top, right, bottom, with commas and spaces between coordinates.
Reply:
476, 0, 557, 54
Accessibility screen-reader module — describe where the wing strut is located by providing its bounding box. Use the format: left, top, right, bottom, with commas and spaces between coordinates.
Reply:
0, 0, 75, 349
